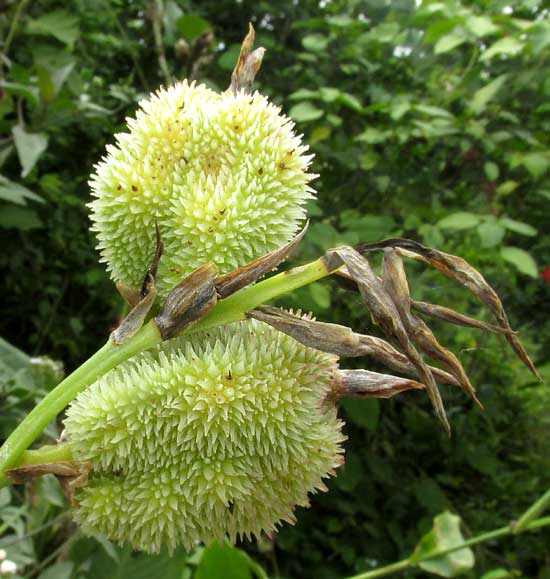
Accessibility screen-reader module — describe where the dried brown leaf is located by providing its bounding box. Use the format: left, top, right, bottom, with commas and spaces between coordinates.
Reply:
336, 369, 425, 399
155, 263, 218, 340
229, 23, 265, 94
324, 247, 450, 433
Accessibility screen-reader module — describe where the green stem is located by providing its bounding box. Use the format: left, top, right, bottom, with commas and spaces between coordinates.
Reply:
2, 0, 31, 56
0, 258, 332, 483
513, 487, 550, 533
346, 560, 410, 579
0, 443, 73, 486
345, 516, 550, 579
192, 258, 330, 333
0, 321, 162, 484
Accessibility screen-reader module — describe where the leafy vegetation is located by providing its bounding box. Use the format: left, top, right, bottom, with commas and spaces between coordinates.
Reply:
0, 0, 548, 578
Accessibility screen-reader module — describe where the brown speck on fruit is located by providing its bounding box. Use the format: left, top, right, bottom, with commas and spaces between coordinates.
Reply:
258, 168, 264, 175
219, 208, 226, 215
226, 370, 233, 380
117, 184, 122, 191
131, 185, 138, 191
279, 163, 286, 170
208, 226, 214, 233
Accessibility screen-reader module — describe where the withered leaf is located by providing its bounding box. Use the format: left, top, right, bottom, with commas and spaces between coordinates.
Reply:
229, 23, 265, 94
111, 225, 163, 344
336, 369, 425, 399
248, 305, 460, 387
381, 250, 481, 407
354, 237, 539, 381
155, 263, 218, 340
324, 246, 450, 433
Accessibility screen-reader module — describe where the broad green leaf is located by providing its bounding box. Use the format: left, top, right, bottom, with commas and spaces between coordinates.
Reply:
0, 175, 43, 206
319, 87, 340, 102
326, 15, 355, 27
37, 562, 74, 579
288, 88, 319, 100
480, 37, 524, 61
496, 180, 518, 196
477, 222, 505, 248
310, 125, 331, 144
438, 212, 480, 231
499, 217, 537, 236
521, 152, 550, 178
88, 544, 189, 579
0, 81, 40, 105
338, 92, 362, 112
355, 127, 389, 144
469, 75, 508, 115
0, 206, 43, 230
36, 60, 75, 103
176, 15, 210, 41
484, 161, 499, 181
391, 101, 411, 120
434, 33, 466, 54
302, 34, 329, 52
466, 16, 499, 37
26, 10, 79, 48
12, 126, 49, 178
195, 541, 253, 579
289, 102, 324, 122
415, 104, 453, 118
501, 247, 538, 278
340, 213, 396, 241
411, 512, 474, 577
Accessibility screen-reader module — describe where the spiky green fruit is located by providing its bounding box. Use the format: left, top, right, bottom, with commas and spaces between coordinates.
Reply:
89, 81, 316, 297
64, 320, 344, 553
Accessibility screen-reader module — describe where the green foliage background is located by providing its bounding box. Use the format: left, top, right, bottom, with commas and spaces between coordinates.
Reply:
0, 0, 548, 578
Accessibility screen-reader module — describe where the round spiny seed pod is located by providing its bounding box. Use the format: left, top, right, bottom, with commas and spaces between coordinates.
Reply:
64, 320, 345, 553
89, 81, 316, 297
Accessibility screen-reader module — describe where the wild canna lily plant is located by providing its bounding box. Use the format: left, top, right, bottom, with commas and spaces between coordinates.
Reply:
0, 25, 540, 557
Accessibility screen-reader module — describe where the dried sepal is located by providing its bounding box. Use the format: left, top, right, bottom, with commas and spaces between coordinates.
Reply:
336, 369, 425, 399
5, 461, 80, 484
411, 300, 513, 335
355, 237, 539, 380
381, 249, 481, 407
155, 263, 218, 340
229, 23, 265, 94
111, 226, 163, 344
216, 222, 308, 299
247, 305, 459, 387
324, 246, 450, 433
